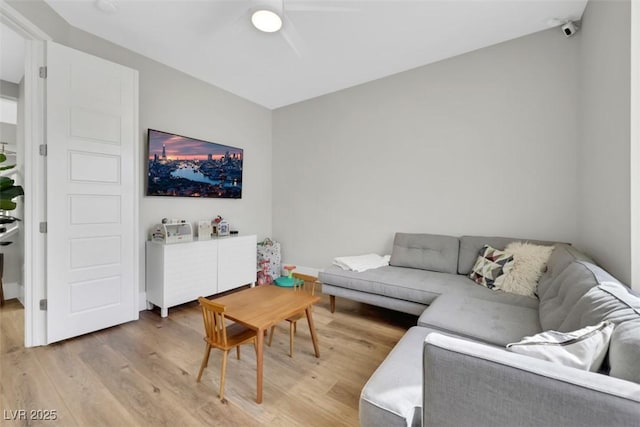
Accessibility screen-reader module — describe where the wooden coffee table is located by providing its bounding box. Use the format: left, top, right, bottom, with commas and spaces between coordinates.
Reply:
213, 284, 321, 403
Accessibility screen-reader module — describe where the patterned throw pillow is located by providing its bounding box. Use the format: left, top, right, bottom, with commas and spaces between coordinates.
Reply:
469, 245, 515, 289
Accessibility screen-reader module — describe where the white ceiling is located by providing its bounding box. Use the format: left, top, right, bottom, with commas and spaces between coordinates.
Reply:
45, 0, 587, 109
0, 21, 26, 84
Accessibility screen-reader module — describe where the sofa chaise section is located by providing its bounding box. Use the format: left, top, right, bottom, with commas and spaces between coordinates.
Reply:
417, 293, 541, 346
354, 233, 640, 426
423, 333, 640, 427
320, 265, 477, 315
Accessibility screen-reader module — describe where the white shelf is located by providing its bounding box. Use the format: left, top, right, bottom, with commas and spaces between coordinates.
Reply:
0, 223, 19, 243
0, 168, 18, 178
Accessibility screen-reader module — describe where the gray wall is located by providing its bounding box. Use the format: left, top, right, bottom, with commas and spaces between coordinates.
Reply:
576, 0, 631, 284
0, 80, 19, 98
0, 123, 16, 144
0, 81, 19, 145
273, 28, 580, 270
9, 1, 273, 294
9, 0, 635, 288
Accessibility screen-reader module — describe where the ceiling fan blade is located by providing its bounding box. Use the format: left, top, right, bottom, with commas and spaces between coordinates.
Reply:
194, 2, 252, 38
281, 12, 308, 57
285, 1, 360, 13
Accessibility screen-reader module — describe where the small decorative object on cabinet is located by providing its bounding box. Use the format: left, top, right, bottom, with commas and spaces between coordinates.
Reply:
217, 220, 229, 236
198, 220, 212, 240
151, 220, 193, 244
146, 234, 257, 317
212, 215, 223, 235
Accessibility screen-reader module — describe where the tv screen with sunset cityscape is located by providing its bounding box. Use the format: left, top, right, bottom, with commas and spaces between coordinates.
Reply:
147, 129, 243, 198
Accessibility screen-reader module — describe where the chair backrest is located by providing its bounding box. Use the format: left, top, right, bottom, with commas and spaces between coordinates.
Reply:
198, 297, 228, 347
292, 272, 317, 296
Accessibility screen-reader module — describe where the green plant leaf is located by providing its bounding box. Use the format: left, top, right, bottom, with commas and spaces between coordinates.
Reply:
0, 199, 16, 211
0, 153, 6, 163
0, 186, 24, 200
0, 164, 16, 171
0, 177, 14, 190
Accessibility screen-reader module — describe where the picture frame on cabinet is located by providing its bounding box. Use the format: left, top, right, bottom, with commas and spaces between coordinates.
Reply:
217, 220, 229, 236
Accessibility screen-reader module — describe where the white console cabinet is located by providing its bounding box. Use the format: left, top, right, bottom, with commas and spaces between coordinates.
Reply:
146, 234, 257, 317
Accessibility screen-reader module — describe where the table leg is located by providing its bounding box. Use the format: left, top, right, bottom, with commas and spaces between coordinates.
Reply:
256, 327, 264, 403
305, 306, 320, 358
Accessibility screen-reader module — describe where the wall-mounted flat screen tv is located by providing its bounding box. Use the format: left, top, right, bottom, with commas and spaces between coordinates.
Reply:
147, 129, 243, 199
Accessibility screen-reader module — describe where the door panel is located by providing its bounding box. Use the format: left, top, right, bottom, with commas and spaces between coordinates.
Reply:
46, 41, 138, 343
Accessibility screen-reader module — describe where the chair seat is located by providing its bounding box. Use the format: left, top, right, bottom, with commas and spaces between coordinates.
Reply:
197, 296, 258, 400
285, 312, 306, 323
207, 322, 256, 349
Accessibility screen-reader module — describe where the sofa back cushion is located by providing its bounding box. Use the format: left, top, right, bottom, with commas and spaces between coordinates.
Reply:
536, 244, 592, 300
538, 260, 640, 384
538, 261, 599, 331
389, 233, 459, 274
458, 236, 557, 275
610, 319, 640, 383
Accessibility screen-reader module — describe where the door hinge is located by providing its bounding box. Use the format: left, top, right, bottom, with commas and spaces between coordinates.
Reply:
39, 299, 47, 310
39, 222, 47, 233
39, 66, 47, 79
39, 144, 47, 156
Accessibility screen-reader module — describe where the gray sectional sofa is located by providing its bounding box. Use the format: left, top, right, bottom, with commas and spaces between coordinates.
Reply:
318, 233, 640, 427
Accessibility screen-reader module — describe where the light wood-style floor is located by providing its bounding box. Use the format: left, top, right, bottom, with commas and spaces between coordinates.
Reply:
0, 291, 416, 426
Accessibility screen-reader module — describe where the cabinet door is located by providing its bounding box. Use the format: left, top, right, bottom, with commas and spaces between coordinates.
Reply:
164, 241, 218, 305
218, 235, 257, 293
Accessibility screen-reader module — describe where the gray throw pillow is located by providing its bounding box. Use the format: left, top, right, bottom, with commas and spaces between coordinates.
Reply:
507, 321, 614, 372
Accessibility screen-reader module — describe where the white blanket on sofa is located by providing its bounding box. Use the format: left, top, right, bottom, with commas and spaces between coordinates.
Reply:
333, 253, 390, 272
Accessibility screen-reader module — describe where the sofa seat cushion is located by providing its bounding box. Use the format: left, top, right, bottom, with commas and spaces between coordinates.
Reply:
319, 265, 475, 305
418, 294, 542, 346
360, 326, 446, 427
320, 265, 541, 308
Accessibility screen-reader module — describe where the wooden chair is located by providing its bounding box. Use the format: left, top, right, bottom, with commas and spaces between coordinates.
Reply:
196, 297, 257, 400
267, 273, 317, 357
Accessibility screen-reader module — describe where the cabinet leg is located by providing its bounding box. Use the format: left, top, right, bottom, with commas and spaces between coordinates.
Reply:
161, 307, 168, 318
330, 295, 335, 313
146, 301, 154, 311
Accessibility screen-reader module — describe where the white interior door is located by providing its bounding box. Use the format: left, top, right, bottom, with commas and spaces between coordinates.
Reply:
46, 41, 139, 343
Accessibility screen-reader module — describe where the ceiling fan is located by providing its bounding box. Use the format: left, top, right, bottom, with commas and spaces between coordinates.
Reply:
204, 0, 359, 57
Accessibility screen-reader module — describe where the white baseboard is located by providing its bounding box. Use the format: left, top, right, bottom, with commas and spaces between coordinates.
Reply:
3, 281, 21, 301
280, 264, 323, 277
139, 291, 148, 311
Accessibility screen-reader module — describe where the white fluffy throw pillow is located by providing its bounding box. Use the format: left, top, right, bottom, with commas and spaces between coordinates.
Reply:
496, 242, 554, 298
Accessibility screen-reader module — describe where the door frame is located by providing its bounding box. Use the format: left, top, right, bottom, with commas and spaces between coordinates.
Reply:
631, 0, 640, 292
1, 0, 51, 346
